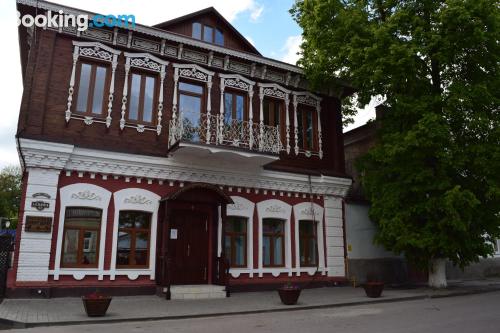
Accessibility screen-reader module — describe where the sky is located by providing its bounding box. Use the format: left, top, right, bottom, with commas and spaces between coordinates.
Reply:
0, 0, 375, 168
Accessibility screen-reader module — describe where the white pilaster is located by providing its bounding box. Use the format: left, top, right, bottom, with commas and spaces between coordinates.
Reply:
324, 196, 345, 277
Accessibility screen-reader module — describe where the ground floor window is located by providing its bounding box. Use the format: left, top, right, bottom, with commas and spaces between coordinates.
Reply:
299, 220, 318, 266
225, 217, 247, 267
262, 218, 285, 267
61, 207, 102, 268
116, 211, 152, 268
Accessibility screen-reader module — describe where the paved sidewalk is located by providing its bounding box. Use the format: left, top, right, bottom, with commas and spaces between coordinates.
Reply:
1, 279, 500, 329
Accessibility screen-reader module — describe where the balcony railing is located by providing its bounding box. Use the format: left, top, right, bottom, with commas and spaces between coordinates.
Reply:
168, 111, 283, 154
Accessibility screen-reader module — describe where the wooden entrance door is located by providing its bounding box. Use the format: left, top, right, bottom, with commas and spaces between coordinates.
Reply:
168, 210, 209, 284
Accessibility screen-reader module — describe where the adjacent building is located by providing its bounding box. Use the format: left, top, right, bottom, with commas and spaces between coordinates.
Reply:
11, 1, 354, 298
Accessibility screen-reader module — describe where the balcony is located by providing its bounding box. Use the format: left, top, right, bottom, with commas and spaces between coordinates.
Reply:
168, 111, 283, 156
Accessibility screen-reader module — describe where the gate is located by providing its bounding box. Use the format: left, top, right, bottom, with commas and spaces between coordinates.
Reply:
0, 235, 13, 297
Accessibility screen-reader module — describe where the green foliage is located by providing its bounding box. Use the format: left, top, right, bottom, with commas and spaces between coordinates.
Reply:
292, 0, 500, 269
0, 166, 22, 228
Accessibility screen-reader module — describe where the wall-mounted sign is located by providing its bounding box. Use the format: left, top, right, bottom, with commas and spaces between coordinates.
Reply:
25, 216, 52, 233
31, 201, 50, 211
170, 229, 178, 240
32, 193, 51, 199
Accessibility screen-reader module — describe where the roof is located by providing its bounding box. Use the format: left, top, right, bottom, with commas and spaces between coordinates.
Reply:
154, 7, 261, 56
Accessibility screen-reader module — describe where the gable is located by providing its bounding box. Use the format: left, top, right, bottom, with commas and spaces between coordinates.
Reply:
154, 7, 261, 55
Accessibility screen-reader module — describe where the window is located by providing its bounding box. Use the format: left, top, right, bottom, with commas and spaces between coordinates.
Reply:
203, 25, 214, 43
75, 62, 108, 116
128, 72, 157, 124
116, 211, 152, 268
192, 22, 224, 46
225, 217, 247, 267
297, 106, 317, 150
192, 22, 202, 39
179, 82, 204, 143
224, 91, 245, 123
61, 207, 102, 268
215, 29, 224, 46
264, 99, 282, 127
262, 219, 285, 267
495, 239, 500, 255
299, 220, 318, 266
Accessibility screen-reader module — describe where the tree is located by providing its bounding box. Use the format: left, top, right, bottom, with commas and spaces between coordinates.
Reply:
0, 166, 22, 229
292, 0, 500, 287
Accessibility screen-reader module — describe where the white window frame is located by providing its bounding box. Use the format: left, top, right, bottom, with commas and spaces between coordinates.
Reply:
256, 199, 292, 277
293, 202, 326, 276
223, 196, 255, 278
52, 183, 112, 281
110, 188, 160, 281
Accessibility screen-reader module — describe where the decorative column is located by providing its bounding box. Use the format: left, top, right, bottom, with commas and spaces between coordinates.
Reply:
248, 87, 254, 149
293, 94, 299, 155
65, 45, 80, 123
157, 64, 167, 135
219, 77, 225, 145
258, 86, 264, 151
106, 54, 119, 128
206, 77, 213, 144
317, 104, 323, 159
120, 58, 131, 130
285, 93, 291, 154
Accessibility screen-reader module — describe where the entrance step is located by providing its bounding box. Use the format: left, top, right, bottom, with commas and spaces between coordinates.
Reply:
165, 285, 227, 300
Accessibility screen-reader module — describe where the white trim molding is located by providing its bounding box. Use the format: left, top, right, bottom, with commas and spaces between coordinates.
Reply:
18, 139, 352, 196
65, 41, 121, 127
256, 199, 292, 277
225, 196, 255, 278
293, 202, 326, 276
120, 52, 169, 134
110, 188, 160, 280
53, 183, 112, 280
324, 196, 346, 277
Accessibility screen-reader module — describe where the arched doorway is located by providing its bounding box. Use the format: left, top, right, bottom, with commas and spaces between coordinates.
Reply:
156, 183, 233, 295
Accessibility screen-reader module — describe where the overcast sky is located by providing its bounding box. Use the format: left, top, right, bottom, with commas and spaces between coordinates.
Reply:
0, 0, 375, 168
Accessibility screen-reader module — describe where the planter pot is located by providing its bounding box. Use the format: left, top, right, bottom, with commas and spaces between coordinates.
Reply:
363, 282, 384, 298
82, 297, 112, 317
278, 288, 301, 305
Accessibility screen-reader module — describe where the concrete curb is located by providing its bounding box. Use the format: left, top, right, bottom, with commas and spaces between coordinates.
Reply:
3, 287, 500, 329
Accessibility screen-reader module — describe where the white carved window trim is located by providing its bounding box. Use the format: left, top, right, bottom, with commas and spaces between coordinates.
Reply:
120, 53, 169, 135
222, 196, 255, 278
218, 74, 255, 147
292, 91, 323, 159
170, 63, 215, 145
256, 199, 293, 277
293, 202, 326, 276
52, 183, 112, 281
110, 188, 160, 281
258, 83, 291, 154
65, 41, 121, 128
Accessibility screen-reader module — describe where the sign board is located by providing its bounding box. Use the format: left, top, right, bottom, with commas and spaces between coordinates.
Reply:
31, 201, 50, 211
170, 228, 178, 240
25, 216, 52, 233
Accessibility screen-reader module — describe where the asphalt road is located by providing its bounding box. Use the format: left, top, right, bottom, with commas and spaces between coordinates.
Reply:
8, 291, 500, 333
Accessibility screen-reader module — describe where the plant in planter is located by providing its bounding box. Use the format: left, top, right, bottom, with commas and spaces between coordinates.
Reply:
278, 282, 302, 305
363, 274, 384, 298
82, 291, 112, 317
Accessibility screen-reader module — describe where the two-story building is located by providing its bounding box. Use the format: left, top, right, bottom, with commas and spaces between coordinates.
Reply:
11, 0, 353, 298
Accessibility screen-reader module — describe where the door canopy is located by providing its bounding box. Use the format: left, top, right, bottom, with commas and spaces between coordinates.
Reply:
162, 183, 233, 205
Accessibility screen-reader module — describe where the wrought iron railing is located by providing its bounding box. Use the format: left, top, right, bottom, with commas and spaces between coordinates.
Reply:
169, 111, 283, 154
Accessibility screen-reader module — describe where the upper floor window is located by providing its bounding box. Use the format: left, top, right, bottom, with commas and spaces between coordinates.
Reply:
75, 62, 108, 116
116, 211, 152, 268
263, 99, 282, 128
225, 217, 247, 267
192, 22, 224, 46
179, 81, 204, 142
128, 72, 157, 124
262, 218, 285, 267
224, 91, 246, 124
297, 106, 317, 151
61, 207, 102, 268
299, 220, 318, 266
